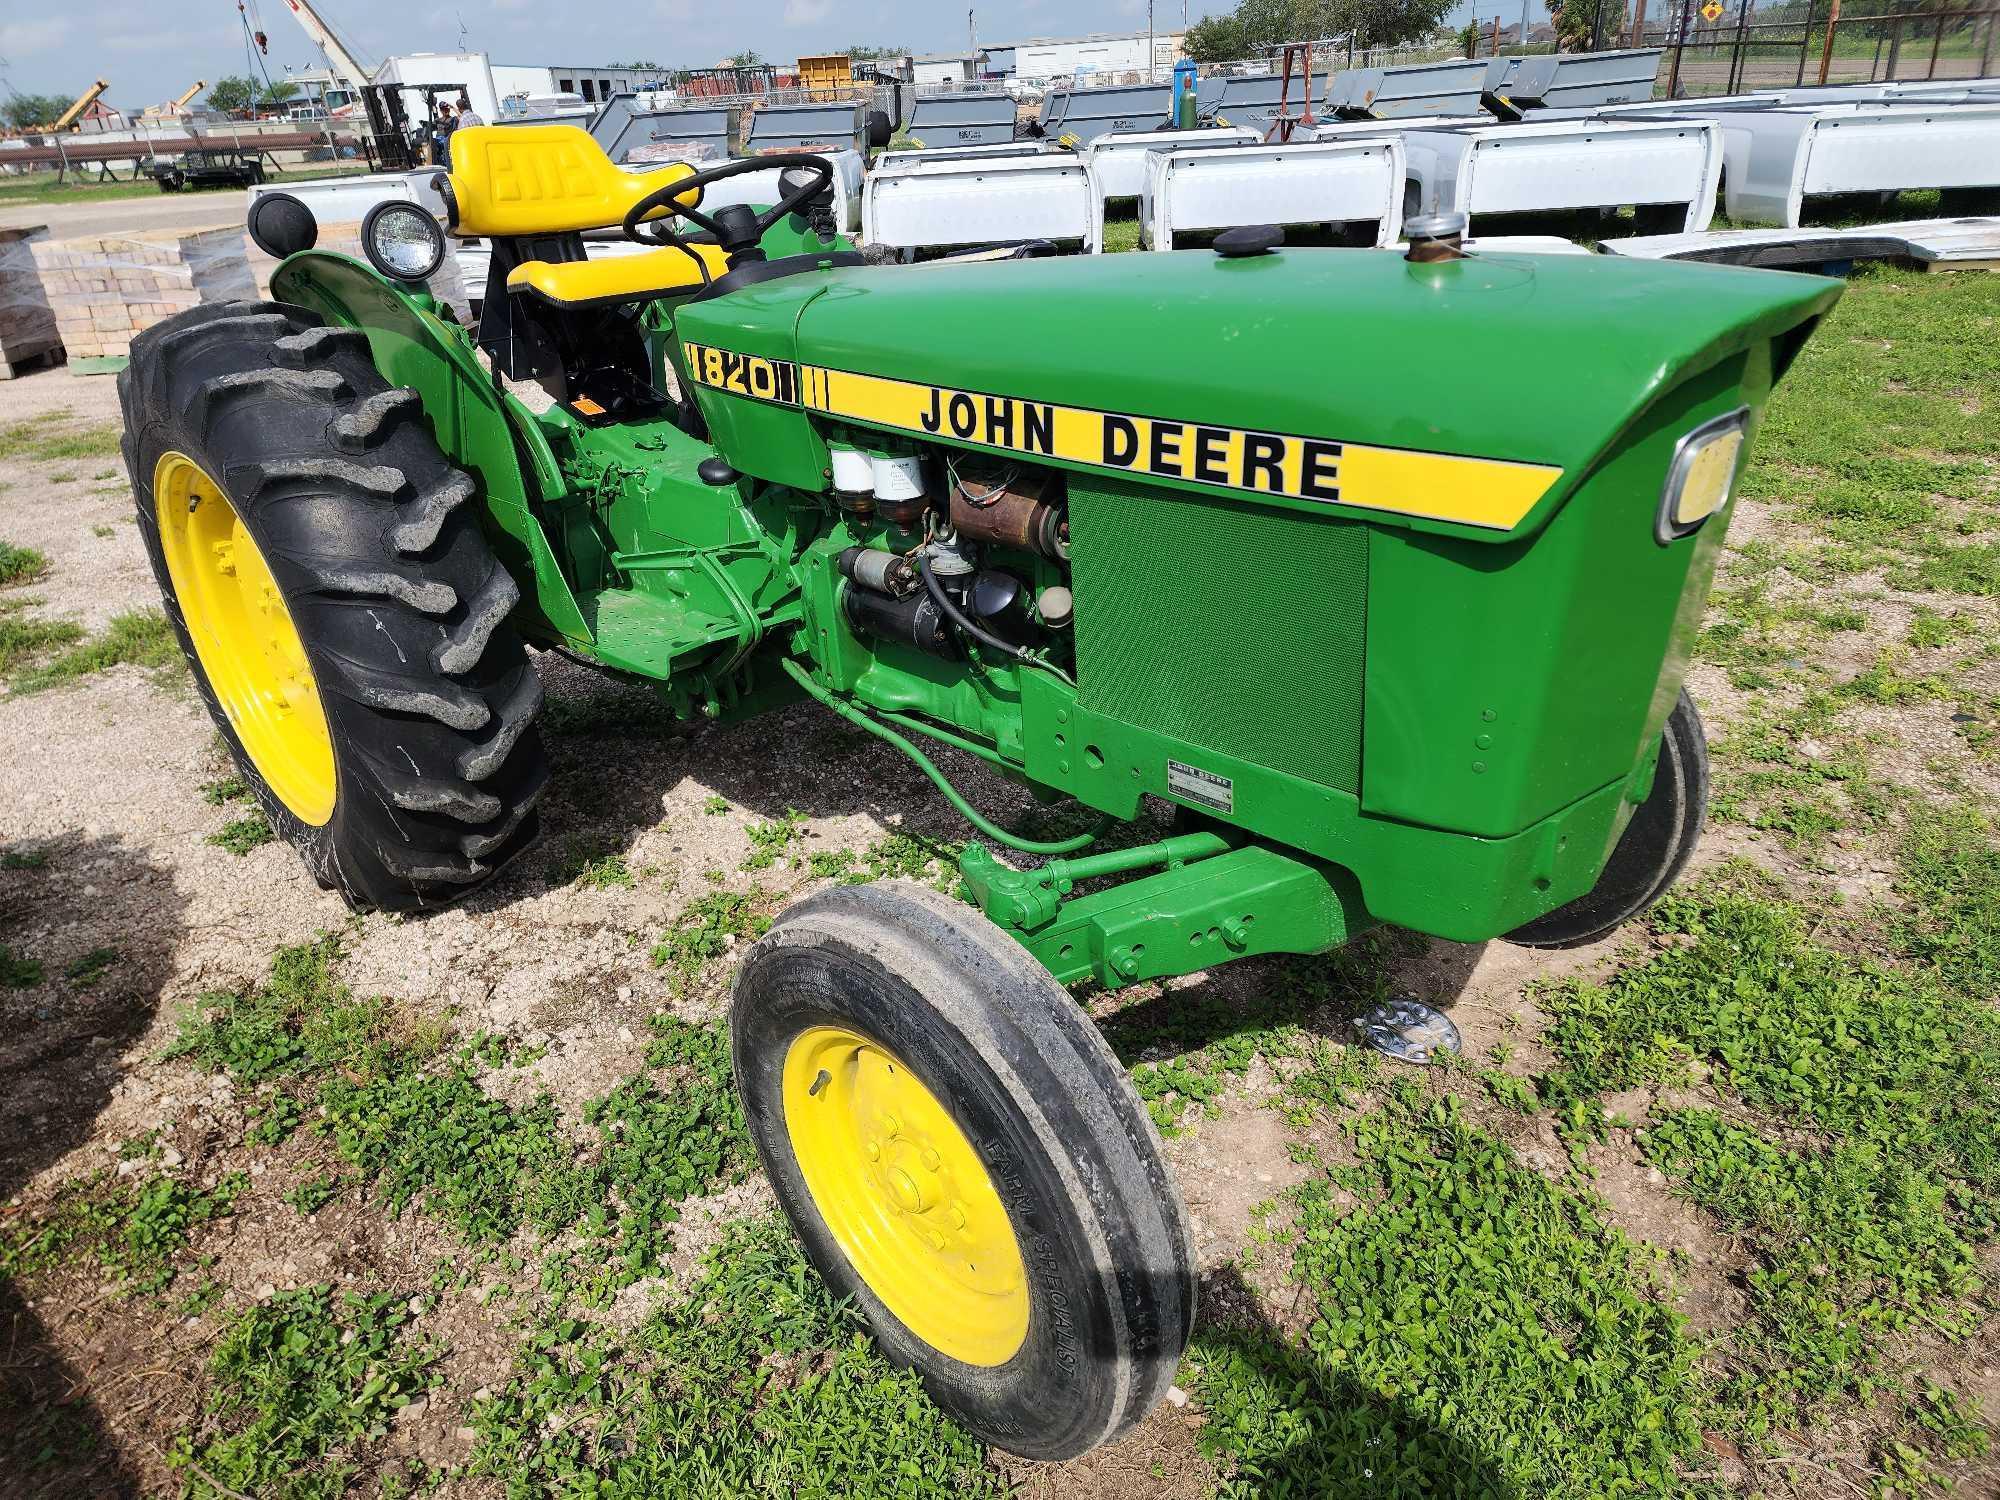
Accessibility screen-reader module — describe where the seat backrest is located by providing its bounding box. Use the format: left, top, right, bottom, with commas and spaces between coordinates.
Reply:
448, 124, 700, 237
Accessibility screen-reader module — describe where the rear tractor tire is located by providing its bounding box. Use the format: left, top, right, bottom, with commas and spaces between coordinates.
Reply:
119, 300, 548, 912
731, 881, 1196, 1460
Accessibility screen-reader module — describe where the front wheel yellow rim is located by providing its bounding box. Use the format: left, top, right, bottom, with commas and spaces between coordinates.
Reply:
154, 451, 336, 826
784, 1026, 1030, 1367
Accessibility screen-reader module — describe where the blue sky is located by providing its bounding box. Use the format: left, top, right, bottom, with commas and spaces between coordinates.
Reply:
3, 1, 1537, 105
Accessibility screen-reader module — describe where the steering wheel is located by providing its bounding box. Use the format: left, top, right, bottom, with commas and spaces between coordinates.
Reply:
621, 152, 836, 265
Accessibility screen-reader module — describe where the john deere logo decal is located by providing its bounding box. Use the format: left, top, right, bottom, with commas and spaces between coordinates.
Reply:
682, 344, 1562, 531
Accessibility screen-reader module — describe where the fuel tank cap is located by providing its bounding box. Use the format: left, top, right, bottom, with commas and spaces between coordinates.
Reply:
1214, 224, 1284, 259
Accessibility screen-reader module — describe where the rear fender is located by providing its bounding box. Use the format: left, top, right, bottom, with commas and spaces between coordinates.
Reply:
269, 250, 591, 647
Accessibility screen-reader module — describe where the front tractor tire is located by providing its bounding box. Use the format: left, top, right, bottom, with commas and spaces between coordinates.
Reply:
732, 882, 1196, 1461
120, 300, 548, 912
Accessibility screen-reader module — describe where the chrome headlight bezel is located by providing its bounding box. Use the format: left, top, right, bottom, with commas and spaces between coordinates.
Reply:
360, 199, 447, 285
1656, 406, 1750, 546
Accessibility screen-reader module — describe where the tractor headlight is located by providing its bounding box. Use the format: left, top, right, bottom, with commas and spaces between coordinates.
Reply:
1656, 407, 1748, 545
361, 200, 447, 284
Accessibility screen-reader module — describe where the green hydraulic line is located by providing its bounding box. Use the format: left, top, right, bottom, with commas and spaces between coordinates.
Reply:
781, 657, 1105, 856
875, 709, 1009, 770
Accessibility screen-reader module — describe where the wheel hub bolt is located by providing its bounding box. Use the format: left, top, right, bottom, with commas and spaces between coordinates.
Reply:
920, 1145, 941, 1171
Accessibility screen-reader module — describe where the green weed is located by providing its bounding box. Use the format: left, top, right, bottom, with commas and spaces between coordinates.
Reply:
1193, 1089, 1706, 1498
650, 890, 771, 986
1535, 886, 1999, 1428
0, 1172, 244, 1295
553, 844, 634, 889
9, 607, 178, 692
1743, 266, 2000, 596
0, 942, 42, 988
207, 814, 275, 855
470, 1218, 1000, 1498
743, 808, 807, 870
0, 542, 48, 585
0, 613, 84, 677
169, 1286, 436, 1500
2, 848, 49, 870
199, 775, 250, 806
0, 419, 121, 463
1892, 802, 2000, 996
63, 947, 118, 987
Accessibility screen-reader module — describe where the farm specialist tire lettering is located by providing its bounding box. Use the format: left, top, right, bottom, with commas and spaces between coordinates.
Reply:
119, 300, 548, 911
731, 881, 1195, 1460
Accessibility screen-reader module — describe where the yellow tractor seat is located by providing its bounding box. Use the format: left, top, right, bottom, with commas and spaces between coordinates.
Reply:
447, 123, 699, 237
506, 244, 732, 308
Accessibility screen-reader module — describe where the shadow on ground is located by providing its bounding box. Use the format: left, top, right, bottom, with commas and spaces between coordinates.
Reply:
1, 833, 186, 1497
1190, 1264, 1517, 1499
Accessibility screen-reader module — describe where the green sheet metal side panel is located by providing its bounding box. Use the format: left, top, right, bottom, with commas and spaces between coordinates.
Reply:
671, 279, 829, 493
270, 251, 591, 647
1361, 346, 1769, 839
1068, 479, 1366, 796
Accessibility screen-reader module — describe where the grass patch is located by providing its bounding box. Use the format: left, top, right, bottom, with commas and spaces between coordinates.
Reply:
9, 607, 178, 692
0, 419, 122, 464
0, 613, 85, 677
168, 1286, 436, 1500
1743, 265, 2000, 595
0, 1172, 245, 1295
207, 814, 275, 856
64, 947, 118, 987
743, 808, 807, 870
1535, 884, 1999, 1431
1892, 801, 2000, 997
470, 1217, 1000, 1498
169, 937, 746, 1260
2, 847, 50, 870
0, 942, 42, 988
0, 542, 48, 585
650, 890, 772, 987
548, 838, 635, 889
1193, 1081, 1707, 1498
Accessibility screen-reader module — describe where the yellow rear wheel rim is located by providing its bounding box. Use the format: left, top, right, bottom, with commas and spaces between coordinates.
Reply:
784, 1026, 1030, 1367
154, 451, 336, 826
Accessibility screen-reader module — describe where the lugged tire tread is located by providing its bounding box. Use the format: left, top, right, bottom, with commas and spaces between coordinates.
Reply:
120, 298, 548, 911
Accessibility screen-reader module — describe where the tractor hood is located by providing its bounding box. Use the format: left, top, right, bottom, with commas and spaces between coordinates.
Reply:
676, 248, 1838, 539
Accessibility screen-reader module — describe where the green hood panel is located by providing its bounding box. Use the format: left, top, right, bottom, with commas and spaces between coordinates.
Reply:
680, 248, 1837, 539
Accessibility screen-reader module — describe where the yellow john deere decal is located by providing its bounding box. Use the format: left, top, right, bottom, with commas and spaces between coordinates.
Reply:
683, 346, 1563, 531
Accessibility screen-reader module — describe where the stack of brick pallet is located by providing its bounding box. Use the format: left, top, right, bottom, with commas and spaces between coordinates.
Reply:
0, 226, 63, 379
28, 226, 256, 365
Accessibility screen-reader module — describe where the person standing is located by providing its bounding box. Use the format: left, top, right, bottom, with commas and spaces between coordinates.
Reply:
454, 92, 484, 130
432, 101, 455, 167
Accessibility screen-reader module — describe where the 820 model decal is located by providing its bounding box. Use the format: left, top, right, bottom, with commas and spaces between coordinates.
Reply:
682, 345, 1563, 530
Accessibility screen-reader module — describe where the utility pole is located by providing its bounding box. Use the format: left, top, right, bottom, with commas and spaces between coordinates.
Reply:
1522, 0, 1533, 51
1148, 1, 1157, 82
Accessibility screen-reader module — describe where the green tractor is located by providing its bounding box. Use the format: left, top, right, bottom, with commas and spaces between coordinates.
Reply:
118, 124, 1837, 1458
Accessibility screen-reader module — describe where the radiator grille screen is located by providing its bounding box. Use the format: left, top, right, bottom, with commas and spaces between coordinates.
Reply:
1067, 479, 1367, 795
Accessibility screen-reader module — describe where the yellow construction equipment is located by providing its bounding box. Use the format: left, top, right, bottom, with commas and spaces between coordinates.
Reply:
48, 79, 110, 132
796, 54, 853, 100
172, 80, 207, 111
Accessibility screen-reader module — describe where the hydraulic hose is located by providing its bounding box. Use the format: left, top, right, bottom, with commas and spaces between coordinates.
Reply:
779, 658, 1104, 857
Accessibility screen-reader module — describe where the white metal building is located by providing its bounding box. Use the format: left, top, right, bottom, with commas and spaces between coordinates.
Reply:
912, 52, 980, 88
1001, 31, 1187, 83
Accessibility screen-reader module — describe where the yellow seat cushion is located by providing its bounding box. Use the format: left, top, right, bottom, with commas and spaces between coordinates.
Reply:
449, 124, 700, 237
505, 244, 733, 306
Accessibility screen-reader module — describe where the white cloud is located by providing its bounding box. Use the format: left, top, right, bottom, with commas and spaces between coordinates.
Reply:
783, 0, 834, 25
0, 19, 72, 59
